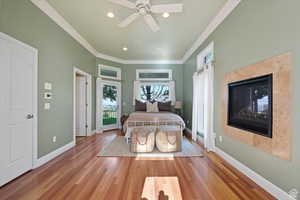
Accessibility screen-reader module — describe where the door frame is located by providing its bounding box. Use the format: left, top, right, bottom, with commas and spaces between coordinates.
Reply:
73, 67, 92, 142
96, 78, 122, 132
0, 32, 38, 170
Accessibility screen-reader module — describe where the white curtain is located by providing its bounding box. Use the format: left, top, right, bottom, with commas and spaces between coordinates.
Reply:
192, 63, 215, 152
169, 81, 176, 105
192, 73, 201, 141
203, 63, 215, 152
133, 81, 141, 105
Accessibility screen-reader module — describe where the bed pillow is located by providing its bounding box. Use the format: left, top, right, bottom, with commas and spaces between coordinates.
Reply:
135, 99, 146, 111
158, 101, 172, 111
146, 102, 159, 113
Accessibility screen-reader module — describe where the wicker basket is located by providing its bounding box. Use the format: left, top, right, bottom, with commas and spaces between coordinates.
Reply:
131, 127, 156, 153
156, 128, 182, 152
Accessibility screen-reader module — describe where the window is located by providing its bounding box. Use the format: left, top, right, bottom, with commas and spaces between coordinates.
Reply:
136, 69, 172, 81
204, 52, 214, 65
197, 42, 214, 70
139, 83, 170, 102
98, 65, 121, 80
133, 81, 176, 105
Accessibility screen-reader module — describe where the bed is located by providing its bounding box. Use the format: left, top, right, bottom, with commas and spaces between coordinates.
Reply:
124, 111, 185, 152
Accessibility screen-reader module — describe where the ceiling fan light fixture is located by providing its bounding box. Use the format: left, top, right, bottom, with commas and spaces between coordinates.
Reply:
108, 0, 183, 32
107, 12, 115, 18
162, 12, 170, 18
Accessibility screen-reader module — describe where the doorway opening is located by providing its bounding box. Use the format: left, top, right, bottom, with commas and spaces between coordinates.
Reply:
97, 79, 121, 132
73, 68, 92, 144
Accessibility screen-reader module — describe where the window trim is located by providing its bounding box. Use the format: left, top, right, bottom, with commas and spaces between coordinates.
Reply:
98, 64, 121, 80
197, 42, 214, 71
136, 69, 172, 81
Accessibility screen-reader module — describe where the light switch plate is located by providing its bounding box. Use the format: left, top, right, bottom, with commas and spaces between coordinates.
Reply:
44, 103, 50, 110
219, 136, 223, 142
44, 82, 52, 90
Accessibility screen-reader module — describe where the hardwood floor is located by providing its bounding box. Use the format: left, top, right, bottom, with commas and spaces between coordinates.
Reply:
0, 131, 275, 200
76, 136, 88, 144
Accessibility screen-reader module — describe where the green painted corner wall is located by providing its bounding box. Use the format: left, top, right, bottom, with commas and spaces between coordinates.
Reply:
0, 0, 97, 158
0, 0, 183, 159
183, 0, 300, 192
96, 58, 184, 115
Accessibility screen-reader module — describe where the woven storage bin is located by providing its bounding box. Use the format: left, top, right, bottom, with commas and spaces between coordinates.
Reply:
131, 127, 155, 153
156, 128, 182, 152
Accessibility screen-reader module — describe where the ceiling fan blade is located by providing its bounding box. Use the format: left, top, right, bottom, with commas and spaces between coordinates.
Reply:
144, 14, 160, 32
108, 0, 136, 9
151, 4, 183, 13
118, 13, 140, 27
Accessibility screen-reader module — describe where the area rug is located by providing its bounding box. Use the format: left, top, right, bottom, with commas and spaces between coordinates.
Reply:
97, 136, 203, 158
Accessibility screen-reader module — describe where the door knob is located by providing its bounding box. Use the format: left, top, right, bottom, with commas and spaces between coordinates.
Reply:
27, 114, 34, 119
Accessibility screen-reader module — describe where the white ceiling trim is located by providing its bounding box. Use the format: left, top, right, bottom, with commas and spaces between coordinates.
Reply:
30, 0, 240, 65
30, 0, 99, 56
96, 52, 126, 64
123, 60, 183, 64
182, 0, 241, 62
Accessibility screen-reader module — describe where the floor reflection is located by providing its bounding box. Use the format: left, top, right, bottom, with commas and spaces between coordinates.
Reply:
141, 177, 182, 200
135, 153, 174, 161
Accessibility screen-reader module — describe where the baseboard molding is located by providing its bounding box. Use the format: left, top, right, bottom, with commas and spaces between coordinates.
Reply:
215, 147, 295, 200
34, 141, 75, 169
90, 129, 97, 136
96, 128, 103, 134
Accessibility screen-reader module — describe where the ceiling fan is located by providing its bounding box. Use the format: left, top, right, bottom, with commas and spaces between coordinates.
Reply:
108, 0, 183, 32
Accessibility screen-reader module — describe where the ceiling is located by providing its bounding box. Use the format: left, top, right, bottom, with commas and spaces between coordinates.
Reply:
46, 0, 228, 61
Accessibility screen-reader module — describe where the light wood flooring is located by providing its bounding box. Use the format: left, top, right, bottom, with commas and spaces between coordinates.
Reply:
0, 130, 275, 200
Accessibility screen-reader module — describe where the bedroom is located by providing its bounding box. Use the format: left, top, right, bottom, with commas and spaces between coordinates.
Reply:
0, 0, 299, 199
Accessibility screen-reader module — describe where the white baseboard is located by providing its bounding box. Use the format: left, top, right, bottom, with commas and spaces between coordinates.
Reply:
215, 147, 295, 200
34, 141, 75, 168
96, 128, 103, 134
89, 129, 97, 136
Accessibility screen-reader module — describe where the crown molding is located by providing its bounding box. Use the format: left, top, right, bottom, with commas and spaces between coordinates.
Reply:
31, 0, 240, 65
123, 60, 183, 65
30, 0, 98, 56
182, 0, 241, 62
96, 52, 126, 64
95, 52, 183, 64
30, 0, 182, 65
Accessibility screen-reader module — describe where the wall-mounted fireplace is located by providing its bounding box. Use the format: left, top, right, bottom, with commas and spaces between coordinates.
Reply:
227, 74, 273, 138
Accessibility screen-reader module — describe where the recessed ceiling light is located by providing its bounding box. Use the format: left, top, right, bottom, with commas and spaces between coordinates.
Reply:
123, 47, 128, 51
107, 12, 114, 18
162, 12, 170, 18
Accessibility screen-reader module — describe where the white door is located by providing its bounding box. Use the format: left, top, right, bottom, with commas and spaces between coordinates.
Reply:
98, 80, 121, 131
0, 35, 36, 186
76, 76, 87, 136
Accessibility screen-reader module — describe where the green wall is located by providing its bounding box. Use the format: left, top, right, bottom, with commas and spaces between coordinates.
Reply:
96, 58, 184, 115
183, 0, 300, 192
0, 0, 183, 158
0, 0, 97, 158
